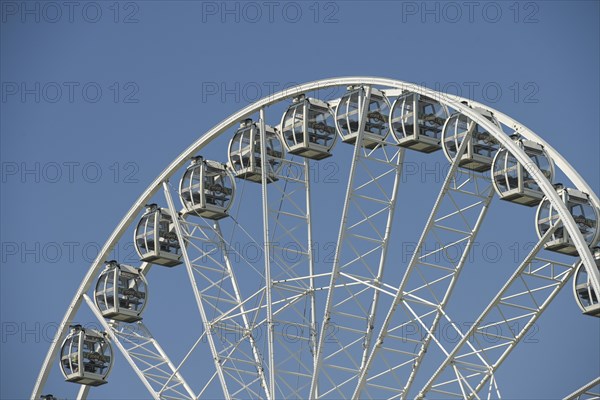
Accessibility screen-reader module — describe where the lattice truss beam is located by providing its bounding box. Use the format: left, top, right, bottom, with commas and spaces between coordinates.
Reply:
83, 296, 195, 400
260, 153, 318, 400
353, 135, 495, 400
418, 224, 575, 399
163, 183, 270, 400
310, 86, 405, 399
164, 131, 320, 399
30, 77, 600, 400
564, 377, 600, 400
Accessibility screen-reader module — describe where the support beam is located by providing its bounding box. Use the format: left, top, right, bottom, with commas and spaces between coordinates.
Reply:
353, 133, 494, 399
310, 86, 405, 398
418, 224, 572, 399
164, 182, 270, 399
563, 377, 600, 400
83, 294, 196, 400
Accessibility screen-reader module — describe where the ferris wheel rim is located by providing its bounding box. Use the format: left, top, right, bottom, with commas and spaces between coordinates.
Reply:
32, 76, 600, 400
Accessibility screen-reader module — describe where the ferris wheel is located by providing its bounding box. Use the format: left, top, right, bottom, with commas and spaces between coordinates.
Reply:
32, 77, 600, 400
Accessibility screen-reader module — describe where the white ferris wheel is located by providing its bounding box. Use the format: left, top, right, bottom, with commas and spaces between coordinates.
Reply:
32, 77, 600, 400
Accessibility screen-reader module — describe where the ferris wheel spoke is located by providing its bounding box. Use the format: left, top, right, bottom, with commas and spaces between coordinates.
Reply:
163, 182, 270, 399
418, 224, 575, 399
81, 294, 195, 400
197, 369, 219, 399
254, 115, 320, 398
310, 85, 405, 399
258, 109, 277, 399
75, 384, 90, 400
563, 377, 600, 400
33, 77, 600, 400
352, 133, 494, 400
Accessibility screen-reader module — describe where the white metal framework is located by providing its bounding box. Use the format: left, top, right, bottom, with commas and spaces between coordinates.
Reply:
352, 139, 495, 399
564, 377, 600, 400
310, 85, 404, 398
33, 77, 600, 400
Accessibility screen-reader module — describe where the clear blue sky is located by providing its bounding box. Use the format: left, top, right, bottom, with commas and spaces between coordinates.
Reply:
1, 1, 599, 399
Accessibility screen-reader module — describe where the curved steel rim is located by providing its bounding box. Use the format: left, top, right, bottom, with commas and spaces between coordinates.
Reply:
32, 76, 600, 399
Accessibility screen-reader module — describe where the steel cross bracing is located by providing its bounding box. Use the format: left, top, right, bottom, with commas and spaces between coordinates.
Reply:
255, 111, 319, 399
31, 77, 600, 400
564, 377, 600, 400
417, 224, 574, 399
83, 295, 196, 400
309, 86, 405, 399
163, 183, 270, 400
352, 134, 495, 400
258, 110, 278, 400
262, 156, 318, 398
